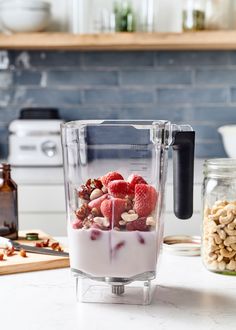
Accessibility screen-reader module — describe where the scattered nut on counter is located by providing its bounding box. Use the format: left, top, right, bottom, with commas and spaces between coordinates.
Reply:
19, 249, 27, 258
5, 246, 15, 257
0, 252, 4, 261
203, 200, 236, 273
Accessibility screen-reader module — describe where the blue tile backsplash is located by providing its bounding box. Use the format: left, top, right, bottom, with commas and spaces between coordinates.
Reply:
1, 50, 236, 159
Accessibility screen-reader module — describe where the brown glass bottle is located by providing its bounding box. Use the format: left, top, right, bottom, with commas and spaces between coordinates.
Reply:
0, 163, 18, 239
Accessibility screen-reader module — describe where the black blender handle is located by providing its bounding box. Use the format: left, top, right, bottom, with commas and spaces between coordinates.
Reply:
172, 131, 195, 219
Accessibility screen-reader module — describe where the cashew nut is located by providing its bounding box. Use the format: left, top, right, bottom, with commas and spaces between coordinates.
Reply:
121, 212, 138, 222
94, 217, 110, 228
231, 243, 236, 251
224, 228, 236, 236
220, 248, 236, 258
219, 211, 234, 225
207, 260, 218, 271
146, 217, 156, 226
216, 229, 226, 240
227, 222, 235, 231
226, 260, 236, 271
213, 233, 222, 245
209, 209, 225, 220
217, 254, 223, 262
224, 236, 236, 246
90, 189, 103, 200
218, 261, 226, 271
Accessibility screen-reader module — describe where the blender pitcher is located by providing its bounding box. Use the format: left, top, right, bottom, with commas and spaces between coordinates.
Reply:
61, 120, 195, 305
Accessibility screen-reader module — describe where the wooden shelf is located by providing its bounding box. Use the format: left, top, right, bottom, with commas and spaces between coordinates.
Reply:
1, 31, 236, 50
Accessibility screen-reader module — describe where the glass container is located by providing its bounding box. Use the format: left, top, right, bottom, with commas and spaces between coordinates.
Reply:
0, 163, 18, 240
202, 159, 236, 275
182, 0, 206, 31
61, 120, 195, 304
205, 0, 232, 30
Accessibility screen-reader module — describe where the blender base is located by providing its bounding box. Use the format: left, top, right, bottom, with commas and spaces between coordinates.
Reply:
73, 271, 156, 305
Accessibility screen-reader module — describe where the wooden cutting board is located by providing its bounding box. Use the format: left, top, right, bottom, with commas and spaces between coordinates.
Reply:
0, 230, 70, 275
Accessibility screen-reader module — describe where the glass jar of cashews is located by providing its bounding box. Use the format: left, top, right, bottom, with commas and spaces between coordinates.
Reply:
202, 159, 236, 275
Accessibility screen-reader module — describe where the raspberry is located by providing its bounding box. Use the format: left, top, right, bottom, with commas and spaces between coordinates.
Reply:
134, 184, 158, 217
126, 217, 149, 231
108, 180, 129, 198
111, 241, 126, 258
90, 229, 102, 241
72, 219, 83, 229
88, 193, 108, 213
127, 174, 147, 190
100, 198, 127, 227
101, 171, 124, 187
137, 233, 145, 244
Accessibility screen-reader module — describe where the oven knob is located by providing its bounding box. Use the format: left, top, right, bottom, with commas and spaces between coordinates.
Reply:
41, 141, 57, 157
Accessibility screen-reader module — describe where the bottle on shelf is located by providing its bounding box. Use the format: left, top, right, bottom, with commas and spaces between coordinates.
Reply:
0, 163, 18, 240
182, 0, 206, 31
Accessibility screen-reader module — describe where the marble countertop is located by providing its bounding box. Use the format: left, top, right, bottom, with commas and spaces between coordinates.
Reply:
1, 238, 236, 330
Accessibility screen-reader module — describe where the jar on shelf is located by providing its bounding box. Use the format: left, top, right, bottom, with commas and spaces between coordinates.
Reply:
202, 159, 236, 275
113, 1, 136, 32
182, 0, 206, 31
205, 0, 232, 30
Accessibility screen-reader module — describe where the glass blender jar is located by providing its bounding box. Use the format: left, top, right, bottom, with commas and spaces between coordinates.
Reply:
61, 120, 195, 305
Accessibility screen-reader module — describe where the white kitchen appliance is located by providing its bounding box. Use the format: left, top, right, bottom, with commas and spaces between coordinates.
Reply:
8, 110, 63, 166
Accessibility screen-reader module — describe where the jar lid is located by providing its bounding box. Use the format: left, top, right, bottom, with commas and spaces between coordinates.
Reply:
204, 158, 236, 178
163, 235, 201, 256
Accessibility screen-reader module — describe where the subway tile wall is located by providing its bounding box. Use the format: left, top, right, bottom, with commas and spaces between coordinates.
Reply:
1, 50, 236, 158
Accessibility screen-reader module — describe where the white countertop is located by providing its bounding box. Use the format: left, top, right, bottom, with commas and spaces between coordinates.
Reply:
1, 238, 236, 330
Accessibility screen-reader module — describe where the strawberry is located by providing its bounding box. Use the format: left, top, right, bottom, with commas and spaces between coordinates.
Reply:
127, 183, 135, 199
127, 174, 147, 190
88, 193, 108, 212
100, 198, 127, 227
126, 217, 149, 231
108, 180, 129, 198
101, 171, 124, 187
134, 184, 158, 217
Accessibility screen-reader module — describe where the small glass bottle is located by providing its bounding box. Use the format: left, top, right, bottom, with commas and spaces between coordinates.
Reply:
0, 163, 18, 239
113, 1, 136, 32
182, 0, 206, 31
202, 159, 236, 275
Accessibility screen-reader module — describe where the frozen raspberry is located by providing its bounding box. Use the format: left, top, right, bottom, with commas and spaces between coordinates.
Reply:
127, 174, 147, 190
72, 219, 83, 229
88, 193, 108, 213
100, 198, 127, 227
90, 229, 102, 241
134, 184, 158, 217
77, 184, 91, 201
108, 180, 129, 198
137, 233, 145, 244
126, 217, 149, 231
111, 241, 126, 257
86, 178, 103, 190
101, 171, 124, 187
